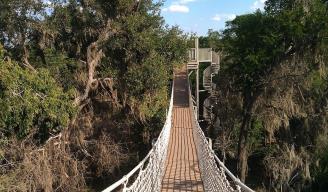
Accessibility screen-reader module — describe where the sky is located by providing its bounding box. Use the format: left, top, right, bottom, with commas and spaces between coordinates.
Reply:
161, 0, 267, 35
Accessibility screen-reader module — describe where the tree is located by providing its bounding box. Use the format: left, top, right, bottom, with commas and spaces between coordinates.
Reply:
220, 0, 328, 183
0, 0, 45, 69
222, 11, 285, 181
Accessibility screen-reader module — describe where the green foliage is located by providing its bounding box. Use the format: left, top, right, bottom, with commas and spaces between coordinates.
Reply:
0, 44, 4, 58
0, 56, 76, 141
158, 26, 188, 67
223, 11, 285, 90
30, 48, 80, 91
248, 118, 265, 154
124, 52, 168, 119
0, 0, 44, 59
96, 2, 187, 121
199, 29, 223, 51
308, 70, 327, 96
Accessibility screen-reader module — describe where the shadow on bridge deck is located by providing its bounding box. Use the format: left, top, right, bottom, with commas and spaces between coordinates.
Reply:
173, 70, 189, 108
161, 66, 204, 192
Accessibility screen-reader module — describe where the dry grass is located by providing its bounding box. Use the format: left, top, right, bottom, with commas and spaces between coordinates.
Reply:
0, 136, 85, 192
0, 116, 127, 192
263, 144, 311, 190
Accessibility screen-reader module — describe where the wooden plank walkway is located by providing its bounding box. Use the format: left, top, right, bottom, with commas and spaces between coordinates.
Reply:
161, 68, 204, 192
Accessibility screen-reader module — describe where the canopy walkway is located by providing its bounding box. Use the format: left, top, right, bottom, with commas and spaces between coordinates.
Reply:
103, 67, 254, 192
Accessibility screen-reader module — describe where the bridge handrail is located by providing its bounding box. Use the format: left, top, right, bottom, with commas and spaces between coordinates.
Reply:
102, 151, 152, 192
188, 80, 255, 192
102, 81, 174, 192
213, 154, 255, 192
193, 119, 255, 192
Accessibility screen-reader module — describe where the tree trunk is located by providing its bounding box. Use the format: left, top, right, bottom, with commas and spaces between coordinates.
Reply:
237, 110, 251, 182
237, 91, 256, 182
73, 19, 117, 108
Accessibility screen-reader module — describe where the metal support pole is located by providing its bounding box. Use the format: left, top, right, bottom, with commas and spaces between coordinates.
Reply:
196, 67, 199, 120
195, 37, 199, 120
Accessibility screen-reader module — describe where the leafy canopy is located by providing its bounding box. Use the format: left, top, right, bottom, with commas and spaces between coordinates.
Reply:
0, 46, 75, 141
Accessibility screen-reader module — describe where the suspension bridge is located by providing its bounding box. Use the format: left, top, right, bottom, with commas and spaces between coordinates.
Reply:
102, 68, 254, 192
102, 39, 255, 192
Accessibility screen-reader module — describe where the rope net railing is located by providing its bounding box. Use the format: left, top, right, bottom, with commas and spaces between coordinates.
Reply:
102, 86, 174, 192
188, 85, 255, 192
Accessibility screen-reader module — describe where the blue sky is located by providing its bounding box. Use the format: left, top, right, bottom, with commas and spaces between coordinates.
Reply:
161, 0, 266, 35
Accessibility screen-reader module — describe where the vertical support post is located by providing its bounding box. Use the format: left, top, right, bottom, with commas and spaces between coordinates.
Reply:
195, 38, 199, 62
196, 68, 199, 120
195, 38, 199, 120
210, 48, 213, 63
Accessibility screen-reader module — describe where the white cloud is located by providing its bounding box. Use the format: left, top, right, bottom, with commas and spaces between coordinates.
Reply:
163, 5, 190, 13
162, 0, 196, 13
212, 15, 222, 21
212, 14, 236, 21
251, 0, 267, 10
